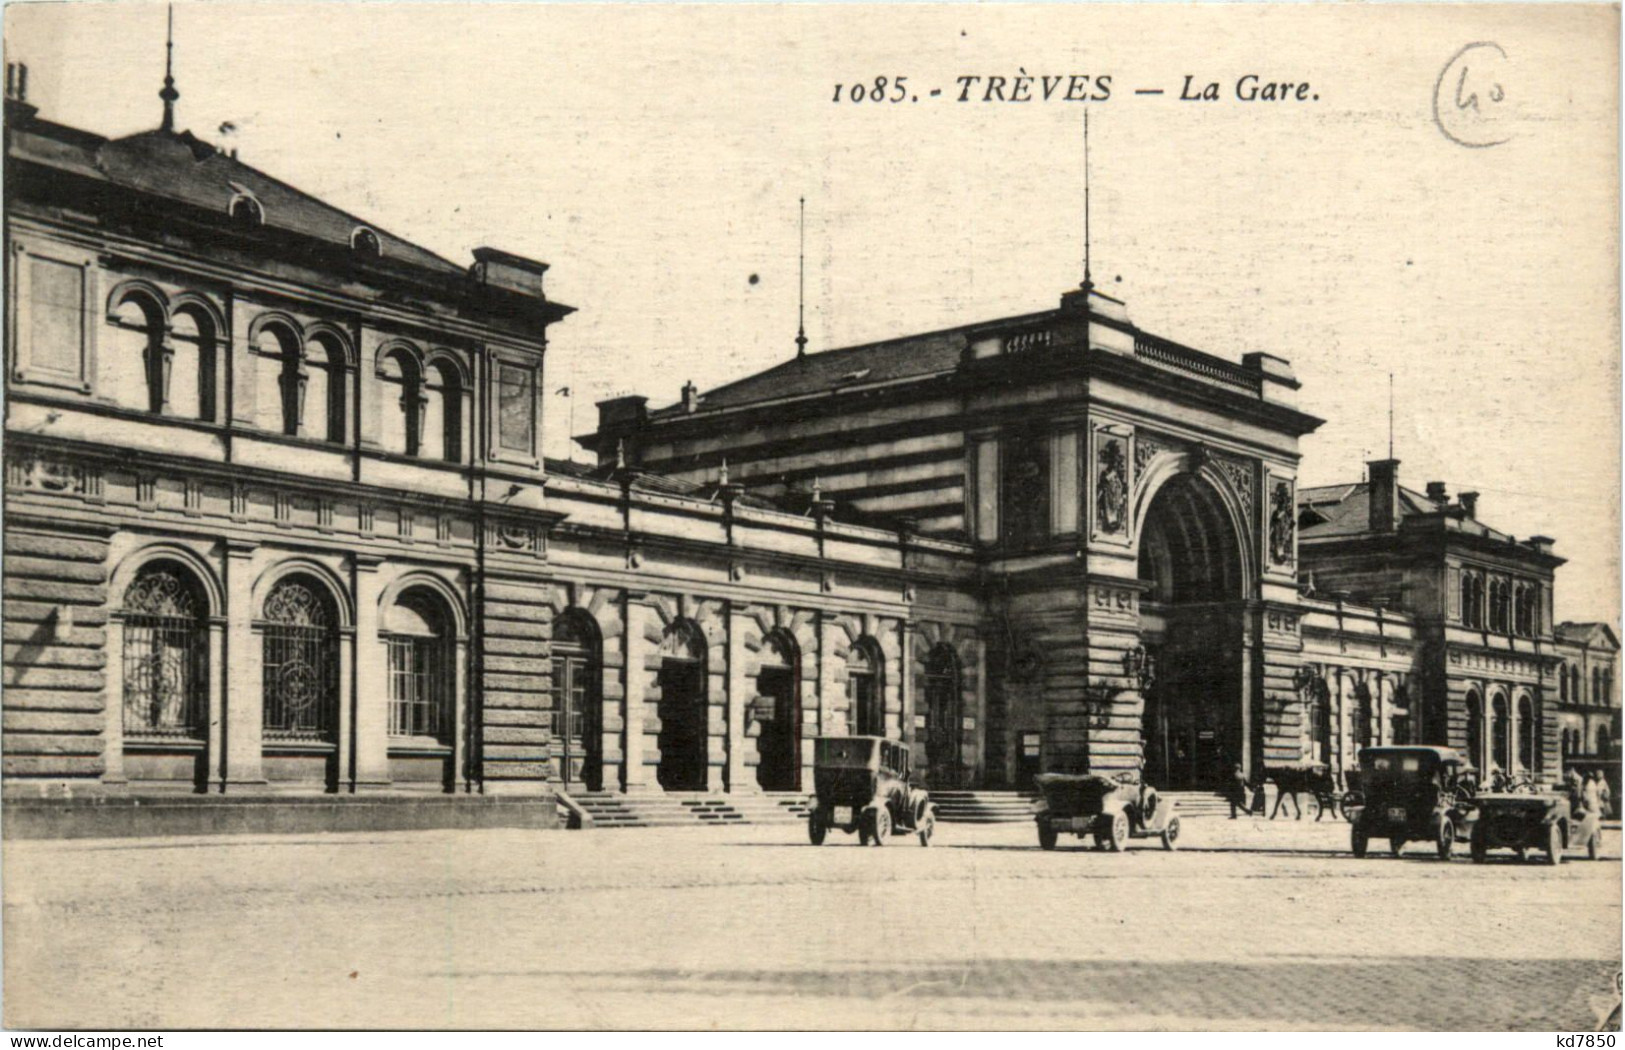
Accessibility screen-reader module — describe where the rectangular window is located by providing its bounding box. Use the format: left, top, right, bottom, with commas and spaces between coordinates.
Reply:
497, 364, 536, 454
388, 636, 444, 739
1051, 430, 1079, 535
21, 255, 87, 386
974, 439, 1000, 544
1001, 430, 1051, 547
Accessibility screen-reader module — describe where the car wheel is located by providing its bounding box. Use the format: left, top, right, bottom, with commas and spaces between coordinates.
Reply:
1161, 816, 1181, 851
1390, 836, 1405, 858
870, 807, 891, 847
808, 812, 827, 846
1340, 792, 1364, 824
1038, 822, 1058, 851
1352, 826, 1369, 858
917, 808, 935, 847
1589, 830, 1602, 861
1546, 823, 1563, 866
1470, 827, 1487, 864
1108, 812, 1130, 852
1437, 821, 1455, 861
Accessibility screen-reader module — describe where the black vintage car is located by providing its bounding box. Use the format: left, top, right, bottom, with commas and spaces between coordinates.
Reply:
1350, 746, 1477, 860
806, 736, 935, 846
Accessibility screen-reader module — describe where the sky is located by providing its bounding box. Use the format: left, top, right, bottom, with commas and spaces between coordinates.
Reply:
6, 2, 1619, 622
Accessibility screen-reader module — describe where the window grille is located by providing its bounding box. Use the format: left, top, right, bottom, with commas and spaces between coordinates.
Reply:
121, 569, 206, 738
262, 579, 338, 742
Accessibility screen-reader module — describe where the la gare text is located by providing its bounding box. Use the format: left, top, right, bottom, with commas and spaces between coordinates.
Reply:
831, 74, 1316, 104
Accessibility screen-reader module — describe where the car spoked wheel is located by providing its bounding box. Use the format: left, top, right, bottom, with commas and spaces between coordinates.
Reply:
1546, 823, 1564, 866
808, 812, 827, 846
1108, 812, 1130, 852
1436, 822, 1455, 861
1161, 815, 1181, 851
869, 807, 891, 847
917, 807, 935, 847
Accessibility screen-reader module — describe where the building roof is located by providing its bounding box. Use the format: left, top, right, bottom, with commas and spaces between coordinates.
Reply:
1297, 480, 1518, 544
1556, 622, 1621, 651
8, 114, 464, 278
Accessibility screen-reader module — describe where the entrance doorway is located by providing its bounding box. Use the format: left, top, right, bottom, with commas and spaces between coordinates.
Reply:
922, 644, 963, 788
1136, 471, 1247, 792
657, 621, 708, 791
755, 633, 801, 791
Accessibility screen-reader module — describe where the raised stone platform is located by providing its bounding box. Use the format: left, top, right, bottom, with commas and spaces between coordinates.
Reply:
1, 792, 559, 840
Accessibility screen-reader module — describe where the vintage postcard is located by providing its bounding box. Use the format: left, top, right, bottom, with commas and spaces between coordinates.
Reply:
0, 1, 1619, 1034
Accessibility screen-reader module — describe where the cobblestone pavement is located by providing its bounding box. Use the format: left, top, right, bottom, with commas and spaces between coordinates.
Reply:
4, 815, 1620, 1030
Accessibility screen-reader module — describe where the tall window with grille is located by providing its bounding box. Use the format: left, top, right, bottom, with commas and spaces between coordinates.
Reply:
261, 577, 339, 742
121, 565, 208, 739
550, 612, 601, 789
848, 639, 883, 737
1305, 677, 1331, 763
922, 645, 961, 787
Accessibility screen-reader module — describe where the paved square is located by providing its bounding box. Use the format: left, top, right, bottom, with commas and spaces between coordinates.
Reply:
4, 817, 1619, 1030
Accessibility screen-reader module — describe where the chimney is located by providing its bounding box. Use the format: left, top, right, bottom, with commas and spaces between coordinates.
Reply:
681, 380, 699, 414
1425, 481, 1448, 504
1367, 458, 1400, 532
6, 63, 27, 102
1458, 491, 1479, 520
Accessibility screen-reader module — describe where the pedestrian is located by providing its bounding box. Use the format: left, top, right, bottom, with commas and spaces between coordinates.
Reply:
1582, 771, 1602, 817
1589, 771, 1609, 818
1596, 772, 1612, 818
1228, 762, 1249, 819
1567, 768, 1586, 813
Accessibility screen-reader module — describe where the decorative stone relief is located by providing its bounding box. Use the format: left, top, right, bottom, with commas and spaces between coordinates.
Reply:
1133, 433, 1170, 480
1269, 477, 1296, 565
6, 454, 100, 496
1095, 432, 1128, 535
1214, 454, 1255, 523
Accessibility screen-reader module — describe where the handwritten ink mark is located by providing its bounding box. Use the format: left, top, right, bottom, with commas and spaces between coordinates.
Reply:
1433, 42, 1513, 148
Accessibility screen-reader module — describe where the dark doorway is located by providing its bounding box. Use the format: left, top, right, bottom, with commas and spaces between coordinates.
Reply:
551, 612, 602, 792
1136, 472, 1246, 791
657, 658, 708, 791
922, 644, 963, 788
755, 665, 800, 791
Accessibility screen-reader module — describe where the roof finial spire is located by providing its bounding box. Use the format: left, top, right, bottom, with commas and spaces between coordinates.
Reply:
1081, 108, 1093, 293
158, 4, 179, 133
795, 196, 809, 359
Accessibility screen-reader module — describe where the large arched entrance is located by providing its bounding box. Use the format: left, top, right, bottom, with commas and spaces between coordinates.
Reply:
754, 632, 801, 791
1136, 472, 1248, 791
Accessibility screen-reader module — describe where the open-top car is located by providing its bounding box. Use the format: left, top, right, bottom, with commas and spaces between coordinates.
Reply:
1033, 770, 1180, 852
807, 736, 935, 846
1470, 790, 1603, 865
1350, 746, 1477, 860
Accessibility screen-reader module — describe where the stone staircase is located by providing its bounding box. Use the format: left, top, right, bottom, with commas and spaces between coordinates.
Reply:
929, 791, 1039, 824
556, 790, 810, 829
1160, 791, 1235, 819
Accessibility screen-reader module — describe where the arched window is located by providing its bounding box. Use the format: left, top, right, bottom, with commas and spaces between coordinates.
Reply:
1514, 585, 1536, 636
306, 332, 348, 444
230, 194, 263, 228
1305, 675, 1332, 764
1460, 572, 1474, 627
848, 638, 884, 737
1489, 580, 1510, 633
656, 620, 708, 792
1561, 666, 1570, 703
120, 563, 208, 739
923, 644, 962, 786
169, 304, 217, 422
261, 576, 340, 742
253, 323, 303, 436
379, 349, 424, 456
754, 631, 801, 792
425, 359, 464, 463
1352, 680, 1373, 751
1574, 666, 1584, 704
1598, 725, 1613, 756
551, 611, 602, 791
1517, 696, 1535, 770
384, 588, 454, 743
1491, 694, 1509, 770
108, 290, 167, 414
1594, 668, 1604, 707
1465, 691, 1483, 769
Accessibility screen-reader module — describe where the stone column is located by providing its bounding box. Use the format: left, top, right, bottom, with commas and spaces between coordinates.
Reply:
101, 615, 127, 787
351, 556, 390, 790
900, 621, 918, 753
622, 592, 653, 792
726, 606, 751, 793
206, 619, 225, 790
222, 541, 266, 788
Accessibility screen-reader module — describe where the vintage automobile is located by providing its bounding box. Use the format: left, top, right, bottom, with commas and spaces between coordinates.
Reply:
1350, 746, 1477, 860
806, 736, 935, 846
1032, 771, 1180, 852
1469, 791, 1603, 865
